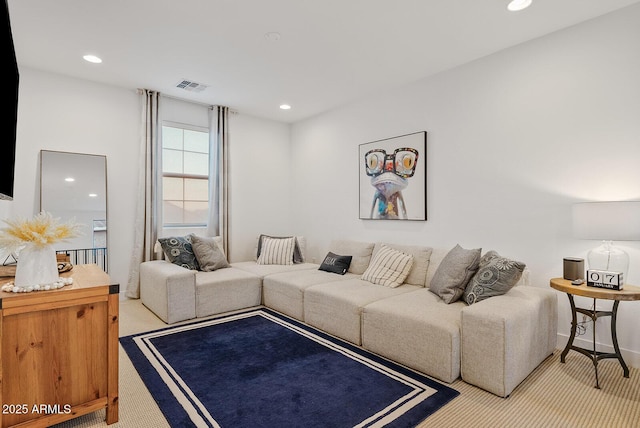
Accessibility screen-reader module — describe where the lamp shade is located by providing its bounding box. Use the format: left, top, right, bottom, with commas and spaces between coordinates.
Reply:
572, 201, 640, 241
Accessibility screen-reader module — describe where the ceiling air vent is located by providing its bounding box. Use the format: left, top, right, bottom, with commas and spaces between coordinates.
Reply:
175, 79, 208, 92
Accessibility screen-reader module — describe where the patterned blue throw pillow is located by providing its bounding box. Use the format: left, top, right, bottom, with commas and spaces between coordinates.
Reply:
158, 236, 200, 270
463, 251, 525, 305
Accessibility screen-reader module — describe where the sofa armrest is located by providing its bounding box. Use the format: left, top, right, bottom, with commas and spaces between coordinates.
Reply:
460, 286, 557, 397
140, 260, 196, 324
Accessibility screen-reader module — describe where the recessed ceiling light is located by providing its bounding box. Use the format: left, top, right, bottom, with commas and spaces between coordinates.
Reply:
83, 54, 102, 64
507, 0, 532, 11
64, 177, 75, 182
264, 32, 281, 41
279, 104, 291, 110
89, 193, 98, 198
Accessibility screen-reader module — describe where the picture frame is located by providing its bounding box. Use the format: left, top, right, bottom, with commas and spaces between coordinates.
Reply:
359, 131, 426, 221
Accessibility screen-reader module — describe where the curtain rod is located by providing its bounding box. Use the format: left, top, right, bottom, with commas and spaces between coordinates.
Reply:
135, 89, 238, 114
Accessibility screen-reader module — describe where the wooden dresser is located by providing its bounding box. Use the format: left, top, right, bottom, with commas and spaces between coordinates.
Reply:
0, 264, 118, 427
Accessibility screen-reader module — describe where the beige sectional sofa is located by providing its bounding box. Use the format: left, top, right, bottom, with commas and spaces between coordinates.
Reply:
140, 260, 263, 324
140, 235, 317, 324
139, 236, 557, 398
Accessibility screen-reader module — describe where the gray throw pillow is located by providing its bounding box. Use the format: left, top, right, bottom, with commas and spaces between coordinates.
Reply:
429, 244, 481, 304
158, 236, 200, 270
190, 235, 230, 272
463, 251, 525, 305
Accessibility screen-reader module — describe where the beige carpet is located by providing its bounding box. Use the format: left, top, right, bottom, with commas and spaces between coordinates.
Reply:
54, 299, 640, 428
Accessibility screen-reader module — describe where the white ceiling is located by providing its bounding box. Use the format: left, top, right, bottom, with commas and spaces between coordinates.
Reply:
8, 0, 640, 123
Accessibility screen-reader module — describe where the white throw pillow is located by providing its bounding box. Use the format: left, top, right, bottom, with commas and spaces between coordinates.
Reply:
361, 244, 414, 288
254, 234, 306, 263
257, 236, 295, 265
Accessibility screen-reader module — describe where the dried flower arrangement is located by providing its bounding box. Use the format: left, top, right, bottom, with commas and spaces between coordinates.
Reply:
0, 211, 82, 253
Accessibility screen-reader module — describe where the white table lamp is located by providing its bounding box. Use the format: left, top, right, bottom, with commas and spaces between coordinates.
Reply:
572, 201, 640, 280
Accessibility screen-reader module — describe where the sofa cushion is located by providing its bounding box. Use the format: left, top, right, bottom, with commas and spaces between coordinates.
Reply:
194, 268, 262, 318
263, 270, 357, 320
461, 286, 557, 397
304, 279, 420, 345
257, 236, 295, 265
190, 235, 230, 272
231, 261, 319, 279
424, 247, 448, 288
140, 260, 196, 324
318, 252, 352, 275
361, 244, 413, 288
463, 251, 525, 305
158, 236, 199, 270
372, 242, 432, 286
329, 240, 375, 274
362, 288, 464, 383
429, 244, 481, 303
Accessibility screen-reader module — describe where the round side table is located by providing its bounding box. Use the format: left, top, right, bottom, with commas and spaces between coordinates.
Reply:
550, 278, 640, 388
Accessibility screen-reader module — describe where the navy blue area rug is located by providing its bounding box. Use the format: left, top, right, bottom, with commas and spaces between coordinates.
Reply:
120, 308, 459, 427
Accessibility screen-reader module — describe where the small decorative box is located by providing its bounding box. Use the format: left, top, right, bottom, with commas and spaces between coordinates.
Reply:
586, 270, 624, 290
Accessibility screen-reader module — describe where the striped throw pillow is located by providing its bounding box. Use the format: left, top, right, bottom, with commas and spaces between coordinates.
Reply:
257, 236, 295, 265
361, 244, 414, 288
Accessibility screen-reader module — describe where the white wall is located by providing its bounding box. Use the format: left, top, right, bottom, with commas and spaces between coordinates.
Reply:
6, 68, 292, 294
290, 5, 640, 366
6, 68, 139, 290
228, 113, 293, 261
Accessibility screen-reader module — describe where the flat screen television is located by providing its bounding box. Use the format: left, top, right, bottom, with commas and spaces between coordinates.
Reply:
1, 0, 18, 200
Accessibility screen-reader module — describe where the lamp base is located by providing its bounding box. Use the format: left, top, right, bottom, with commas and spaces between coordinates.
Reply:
587, 240, 629, 279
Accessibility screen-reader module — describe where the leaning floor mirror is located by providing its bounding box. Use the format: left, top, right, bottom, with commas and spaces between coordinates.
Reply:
40, 150, 108, 272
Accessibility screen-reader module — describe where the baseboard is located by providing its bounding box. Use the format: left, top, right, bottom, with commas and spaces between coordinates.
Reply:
556, 333, 640, 369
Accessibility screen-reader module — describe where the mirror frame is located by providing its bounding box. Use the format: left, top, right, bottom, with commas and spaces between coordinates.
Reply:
39, 150, 108, 271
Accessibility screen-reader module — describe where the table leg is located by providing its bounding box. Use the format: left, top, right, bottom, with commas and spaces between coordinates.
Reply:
561, 294, 630, 388
560, 294, 578, 363
610, 300, 630, 378
591, 298, 599, 389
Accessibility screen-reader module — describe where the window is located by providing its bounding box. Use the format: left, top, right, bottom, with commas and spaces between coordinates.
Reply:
161, 124, 209, 227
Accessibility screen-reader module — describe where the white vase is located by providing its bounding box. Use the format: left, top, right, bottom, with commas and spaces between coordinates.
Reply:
14, 244, 59, 287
